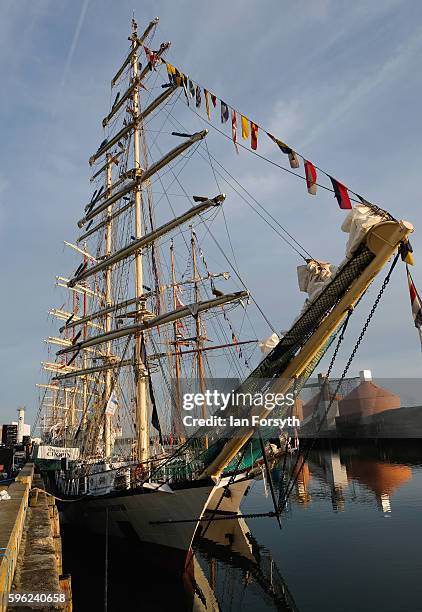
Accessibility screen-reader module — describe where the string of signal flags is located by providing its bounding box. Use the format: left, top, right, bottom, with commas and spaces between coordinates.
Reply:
142, 45, 391, 219
145, 47, 421, 340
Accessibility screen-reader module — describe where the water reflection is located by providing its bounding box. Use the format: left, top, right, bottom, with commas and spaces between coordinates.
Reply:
63, 514, 298, 611
184, 444, 419, 611
193, 514, 298, 611
285, 443, 416, 516
63, 443, 421, 611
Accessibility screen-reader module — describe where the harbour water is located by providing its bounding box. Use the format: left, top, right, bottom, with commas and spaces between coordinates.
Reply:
62, 441, 422, 611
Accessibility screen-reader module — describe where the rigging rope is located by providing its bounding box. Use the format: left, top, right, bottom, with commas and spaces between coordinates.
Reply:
205, 227, 277, 334
165, 104, 313, 262
279, 252, 401, 510
148, 116, 277, 334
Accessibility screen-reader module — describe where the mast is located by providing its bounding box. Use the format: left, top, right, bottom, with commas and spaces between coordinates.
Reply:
82, 249, 88, 431
49, 17, 249, 465
191, 228, 208, 448
130, 18, 149, 463
170, 240, 183, 442
104, 153, 113, 458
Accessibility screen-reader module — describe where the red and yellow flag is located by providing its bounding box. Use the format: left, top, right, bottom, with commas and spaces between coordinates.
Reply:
251, 122, 258, 150
241, 115, 249, 140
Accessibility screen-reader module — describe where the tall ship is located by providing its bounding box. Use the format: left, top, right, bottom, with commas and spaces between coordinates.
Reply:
34, 17, 414, 570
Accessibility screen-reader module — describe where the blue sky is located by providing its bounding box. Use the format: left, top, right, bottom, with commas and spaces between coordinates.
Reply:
1, 0, 422, 425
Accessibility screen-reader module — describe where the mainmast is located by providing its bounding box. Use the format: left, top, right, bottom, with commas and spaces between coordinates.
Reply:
104, 153, 114, 458
130, 18, 149, 463
191, 228, 208, 448
81, 249, 88, 431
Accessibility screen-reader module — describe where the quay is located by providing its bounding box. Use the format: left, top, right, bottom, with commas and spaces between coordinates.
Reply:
0, 464, 71, 610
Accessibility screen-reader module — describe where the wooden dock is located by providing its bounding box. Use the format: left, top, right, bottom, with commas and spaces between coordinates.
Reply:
0, 464, 33, 610
0, 464, 71, 611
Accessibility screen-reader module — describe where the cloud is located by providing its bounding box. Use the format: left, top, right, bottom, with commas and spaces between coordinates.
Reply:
41, 0, 90, 158
301, 26, 422, 148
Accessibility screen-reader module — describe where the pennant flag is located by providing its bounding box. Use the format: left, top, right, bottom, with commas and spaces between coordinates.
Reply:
267, 132, 300, 168
406, 251, 415, 266
181, 75, 189, 104
304, 160, 317, 195
211, 93, 217, 107
231, 332, 240, 353
175, 289, 185, 310
401, 240, 414, 266
105, 390, 118, 416
139, 332, 163, 442
189, 79, 195, 98
231, 109, 237, 144
329, 176, 352, 210
241, 115, 249, 140
288, 151, 300, 169
166, 63, 176, 84
204, 88, 211, 119
195, 85, 202, 108
174, 68, 184, 87
175, 288, 187, 333
140, 333, 147, 367
149, 374, 163, 444
144, 46, 158, 71
221, 101, 229, 123
176, 320, 186, 337
407, 267, 422, 350
251, 121, 258, 150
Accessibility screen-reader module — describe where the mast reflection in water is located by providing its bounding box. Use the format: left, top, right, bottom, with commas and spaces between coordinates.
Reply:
62, 442, 422, 611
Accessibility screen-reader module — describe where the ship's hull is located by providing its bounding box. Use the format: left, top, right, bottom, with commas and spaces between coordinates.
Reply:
57, 474, 254, 571
59, 481, 216, 571
207, 475, 253, 513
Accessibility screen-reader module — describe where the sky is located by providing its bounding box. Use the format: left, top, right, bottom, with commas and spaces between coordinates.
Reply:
1, 0, 422, 426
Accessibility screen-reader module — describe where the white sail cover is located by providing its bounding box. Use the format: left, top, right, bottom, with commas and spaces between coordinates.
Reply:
297, 260, 337, 302
341, 204, 384, 259
294, 259, 337, 320
259, 332, 280, 355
